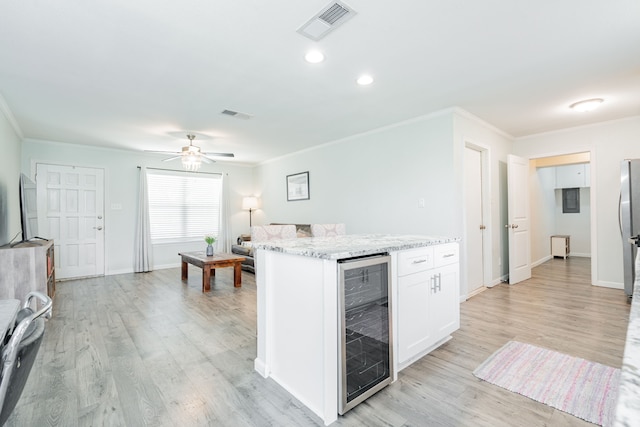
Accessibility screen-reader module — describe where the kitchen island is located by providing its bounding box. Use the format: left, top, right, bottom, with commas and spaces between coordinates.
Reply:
614, 270, 640, 426
253, 234, 460, 425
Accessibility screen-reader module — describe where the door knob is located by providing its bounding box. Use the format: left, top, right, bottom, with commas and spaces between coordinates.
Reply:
512, 224, 519, 229
94, 226, 103, 231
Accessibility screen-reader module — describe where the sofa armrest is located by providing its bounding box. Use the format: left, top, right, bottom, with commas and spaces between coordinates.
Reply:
232, 245, 253, 257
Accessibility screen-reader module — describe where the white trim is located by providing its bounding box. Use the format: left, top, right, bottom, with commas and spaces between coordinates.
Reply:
532, 255, 552, 268
462, 141, 493, 298
594, 281, 623, 290
259, 107, 457, 166
0, 92, 24, 139
453, 107, 514, 139
523, 145, 598, 288
515, 115, 640, 141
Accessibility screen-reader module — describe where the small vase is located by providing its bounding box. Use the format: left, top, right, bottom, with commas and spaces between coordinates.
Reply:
206, 244, 214, 256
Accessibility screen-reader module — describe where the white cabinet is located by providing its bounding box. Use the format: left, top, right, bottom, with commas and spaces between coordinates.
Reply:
551, 235, 570, 259
555, 164, 590, 188
396, 243, 459, 368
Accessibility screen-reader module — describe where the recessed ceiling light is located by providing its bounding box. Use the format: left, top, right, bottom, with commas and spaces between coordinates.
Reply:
569, 98, 604, 112
304, 50, 325, 63
357, 74, 374, 86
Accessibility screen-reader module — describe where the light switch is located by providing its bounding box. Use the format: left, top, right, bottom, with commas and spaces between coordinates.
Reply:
111, 203, 123, 210
418, 198, 426, 208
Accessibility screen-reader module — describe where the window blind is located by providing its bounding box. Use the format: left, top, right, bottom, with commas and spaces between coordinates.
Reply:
146, 169, 222, 242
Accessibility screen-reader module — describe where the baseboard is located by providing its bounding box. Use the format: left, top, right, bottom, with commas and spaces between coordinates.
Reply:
594, 280, 624, 290
467, 286, 488, 299
488, 276, 506, 287
152, 263, 181, 270
568, 253, 591, 258
532, 255, 552, 268
396, 335, 453, 373
254, 358, 268, 378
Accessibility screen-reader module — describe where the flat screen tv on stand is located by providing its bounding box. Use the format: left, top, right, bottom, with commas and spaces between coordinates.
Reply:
14, 173, 46, 247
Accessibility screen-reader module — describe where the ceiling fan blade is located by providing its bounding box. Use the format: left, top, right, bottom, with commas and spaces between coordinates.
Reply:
201, 152, 235, 158
200, 156, 215, 163
162, 156, 182, 162
145, 150, 181, 154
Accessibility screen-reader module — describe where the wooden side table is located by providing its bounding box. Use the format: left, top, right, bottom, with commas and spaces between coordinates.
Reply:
178, 252, 246, 292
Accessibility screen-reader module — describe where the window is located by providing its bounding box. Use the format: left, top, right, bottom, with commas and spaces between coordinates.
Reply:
562, 188, 580, 213
146, 169, 222, 242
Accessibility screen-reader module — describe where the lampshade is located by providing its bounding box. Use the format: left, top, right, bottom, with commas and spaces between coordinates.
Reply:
242, 196, 259, 210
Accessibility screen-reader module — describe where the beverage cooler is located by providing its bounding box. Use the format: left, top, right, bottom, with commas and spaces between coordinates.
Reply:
338, 254, 392, 414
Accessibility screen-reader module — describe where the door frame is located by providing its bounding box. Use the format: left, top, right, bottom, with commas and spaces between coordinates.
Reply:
463, 140, 493, 298
31, 159, 107, 279
523, 148, 598, 287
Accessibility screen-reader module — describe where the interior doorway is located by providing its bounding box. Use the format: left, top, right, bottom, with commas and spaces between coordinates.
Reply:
529, 152, 593, 281
464, 143, 491, 298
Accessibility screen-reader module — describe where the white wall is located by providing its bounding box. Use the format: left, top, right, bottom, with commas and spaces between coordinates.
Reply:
253, 108, 514, 300
0, 102, 22, 246
554, 187, 590, 256
530, 166, 557, 265
514, 116, 640, 288
531, 166, 591, 265
253, 111, 459, 237
21, 139, 254, 274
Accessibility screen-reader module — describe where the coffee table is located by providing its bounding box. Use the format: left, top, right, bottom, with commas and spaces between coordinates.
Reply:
178, 252, 246, 292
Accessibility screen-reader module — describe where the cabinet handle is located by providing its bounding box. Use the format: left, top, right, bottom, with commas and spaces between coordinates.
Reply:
443, 253, 454, 258
436, 273, 442, 292
430, 276, 436, 293
412, 259, 427, 264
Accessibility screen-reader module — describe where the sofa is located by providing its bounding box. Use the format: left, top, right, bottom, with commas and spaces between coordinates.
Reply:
231, 224, 311, 273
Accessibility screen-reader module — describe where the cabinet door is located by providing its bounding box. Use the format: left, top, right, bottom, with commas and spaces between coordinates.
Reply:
430, 264, 459, 339
397, 270, 431, 363
555, 164, 587, 188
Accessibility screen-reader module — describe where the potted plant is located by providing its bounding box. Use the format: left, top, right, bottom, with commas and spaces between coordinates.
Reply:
205, 235, 216, 256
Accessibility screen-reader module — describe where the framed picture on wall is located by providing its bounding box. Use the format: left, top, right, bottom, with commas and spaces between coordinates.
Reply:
287, 171, 310, 201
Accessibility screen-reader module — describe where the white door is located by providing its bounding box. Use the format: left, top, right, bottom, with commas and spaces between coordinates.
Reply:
507, 154, 531, 284
36, 164, 105, 279
465, 147, 484, 295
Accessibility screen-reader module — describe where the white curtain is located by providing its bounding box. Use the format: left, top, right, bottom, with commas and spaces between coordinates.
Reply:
217, 173, 231, 253
134, 167, 153, 272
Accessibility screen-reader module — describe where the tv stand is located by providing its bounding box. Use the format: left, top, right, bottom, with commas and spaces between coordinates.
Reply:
0, 239, 55, 300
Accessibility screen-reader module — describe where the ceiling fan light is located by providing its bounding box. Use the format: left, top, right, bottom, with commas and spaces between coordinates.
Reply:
181, 152, 202, 171
569, 98, 604, 112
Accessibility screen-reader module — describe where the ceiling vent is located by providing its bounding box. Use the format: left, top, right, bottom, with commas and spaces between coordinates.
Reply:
297, 1, 356, 41
221, 109, 252, 120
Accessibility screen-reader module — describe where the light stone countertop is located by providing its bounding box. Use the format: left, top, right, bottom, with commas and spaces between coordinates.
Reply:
252, 234, 460, 260
614, 257, 640, 427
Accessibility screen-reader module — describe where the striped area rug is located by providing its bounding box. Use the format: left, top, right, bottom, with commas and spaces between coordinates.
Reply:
473, 341, 619, 426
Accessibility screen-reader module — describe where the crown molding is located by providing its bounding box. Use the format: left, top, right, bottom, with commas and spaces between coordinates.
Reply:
451, 107, 514, 140
0, 92, 24, 140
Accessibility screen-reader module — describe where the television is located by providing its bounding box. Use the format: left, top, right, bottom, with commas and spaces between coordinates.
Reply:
18, 173, 40, 243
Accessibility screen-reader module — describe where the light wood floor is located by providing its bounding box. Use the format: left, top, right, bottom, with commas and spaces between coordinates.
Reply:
7, 257, 630, 426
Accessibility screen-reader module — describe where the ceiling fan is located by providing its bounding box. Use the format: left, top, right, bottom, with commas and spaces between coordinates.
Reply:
148, 134, 234, 171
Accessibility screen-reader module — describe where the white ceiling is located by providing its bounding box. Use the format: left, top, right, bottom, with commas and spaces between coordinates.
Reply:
1, 0, 639, 165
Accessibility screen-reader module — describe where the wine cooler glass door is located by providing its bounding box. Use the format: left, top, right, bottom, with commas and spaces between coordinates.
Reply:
338, 254, 392, 414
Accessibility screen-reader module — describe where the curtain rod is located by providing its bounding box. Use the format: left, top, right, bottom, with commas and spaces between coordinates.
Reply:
137, 166, 222, 176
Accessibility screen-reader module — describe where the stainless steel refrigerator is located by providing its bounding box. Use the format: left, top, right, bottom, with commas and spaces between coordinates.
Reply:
620, 159, 640, 298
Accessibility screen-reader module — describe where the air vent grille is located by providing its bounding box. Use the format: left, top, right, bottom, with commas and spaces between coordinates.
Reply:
297, 1, 356, 41
221, 109, 252, 120
319, 3, 350, 25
